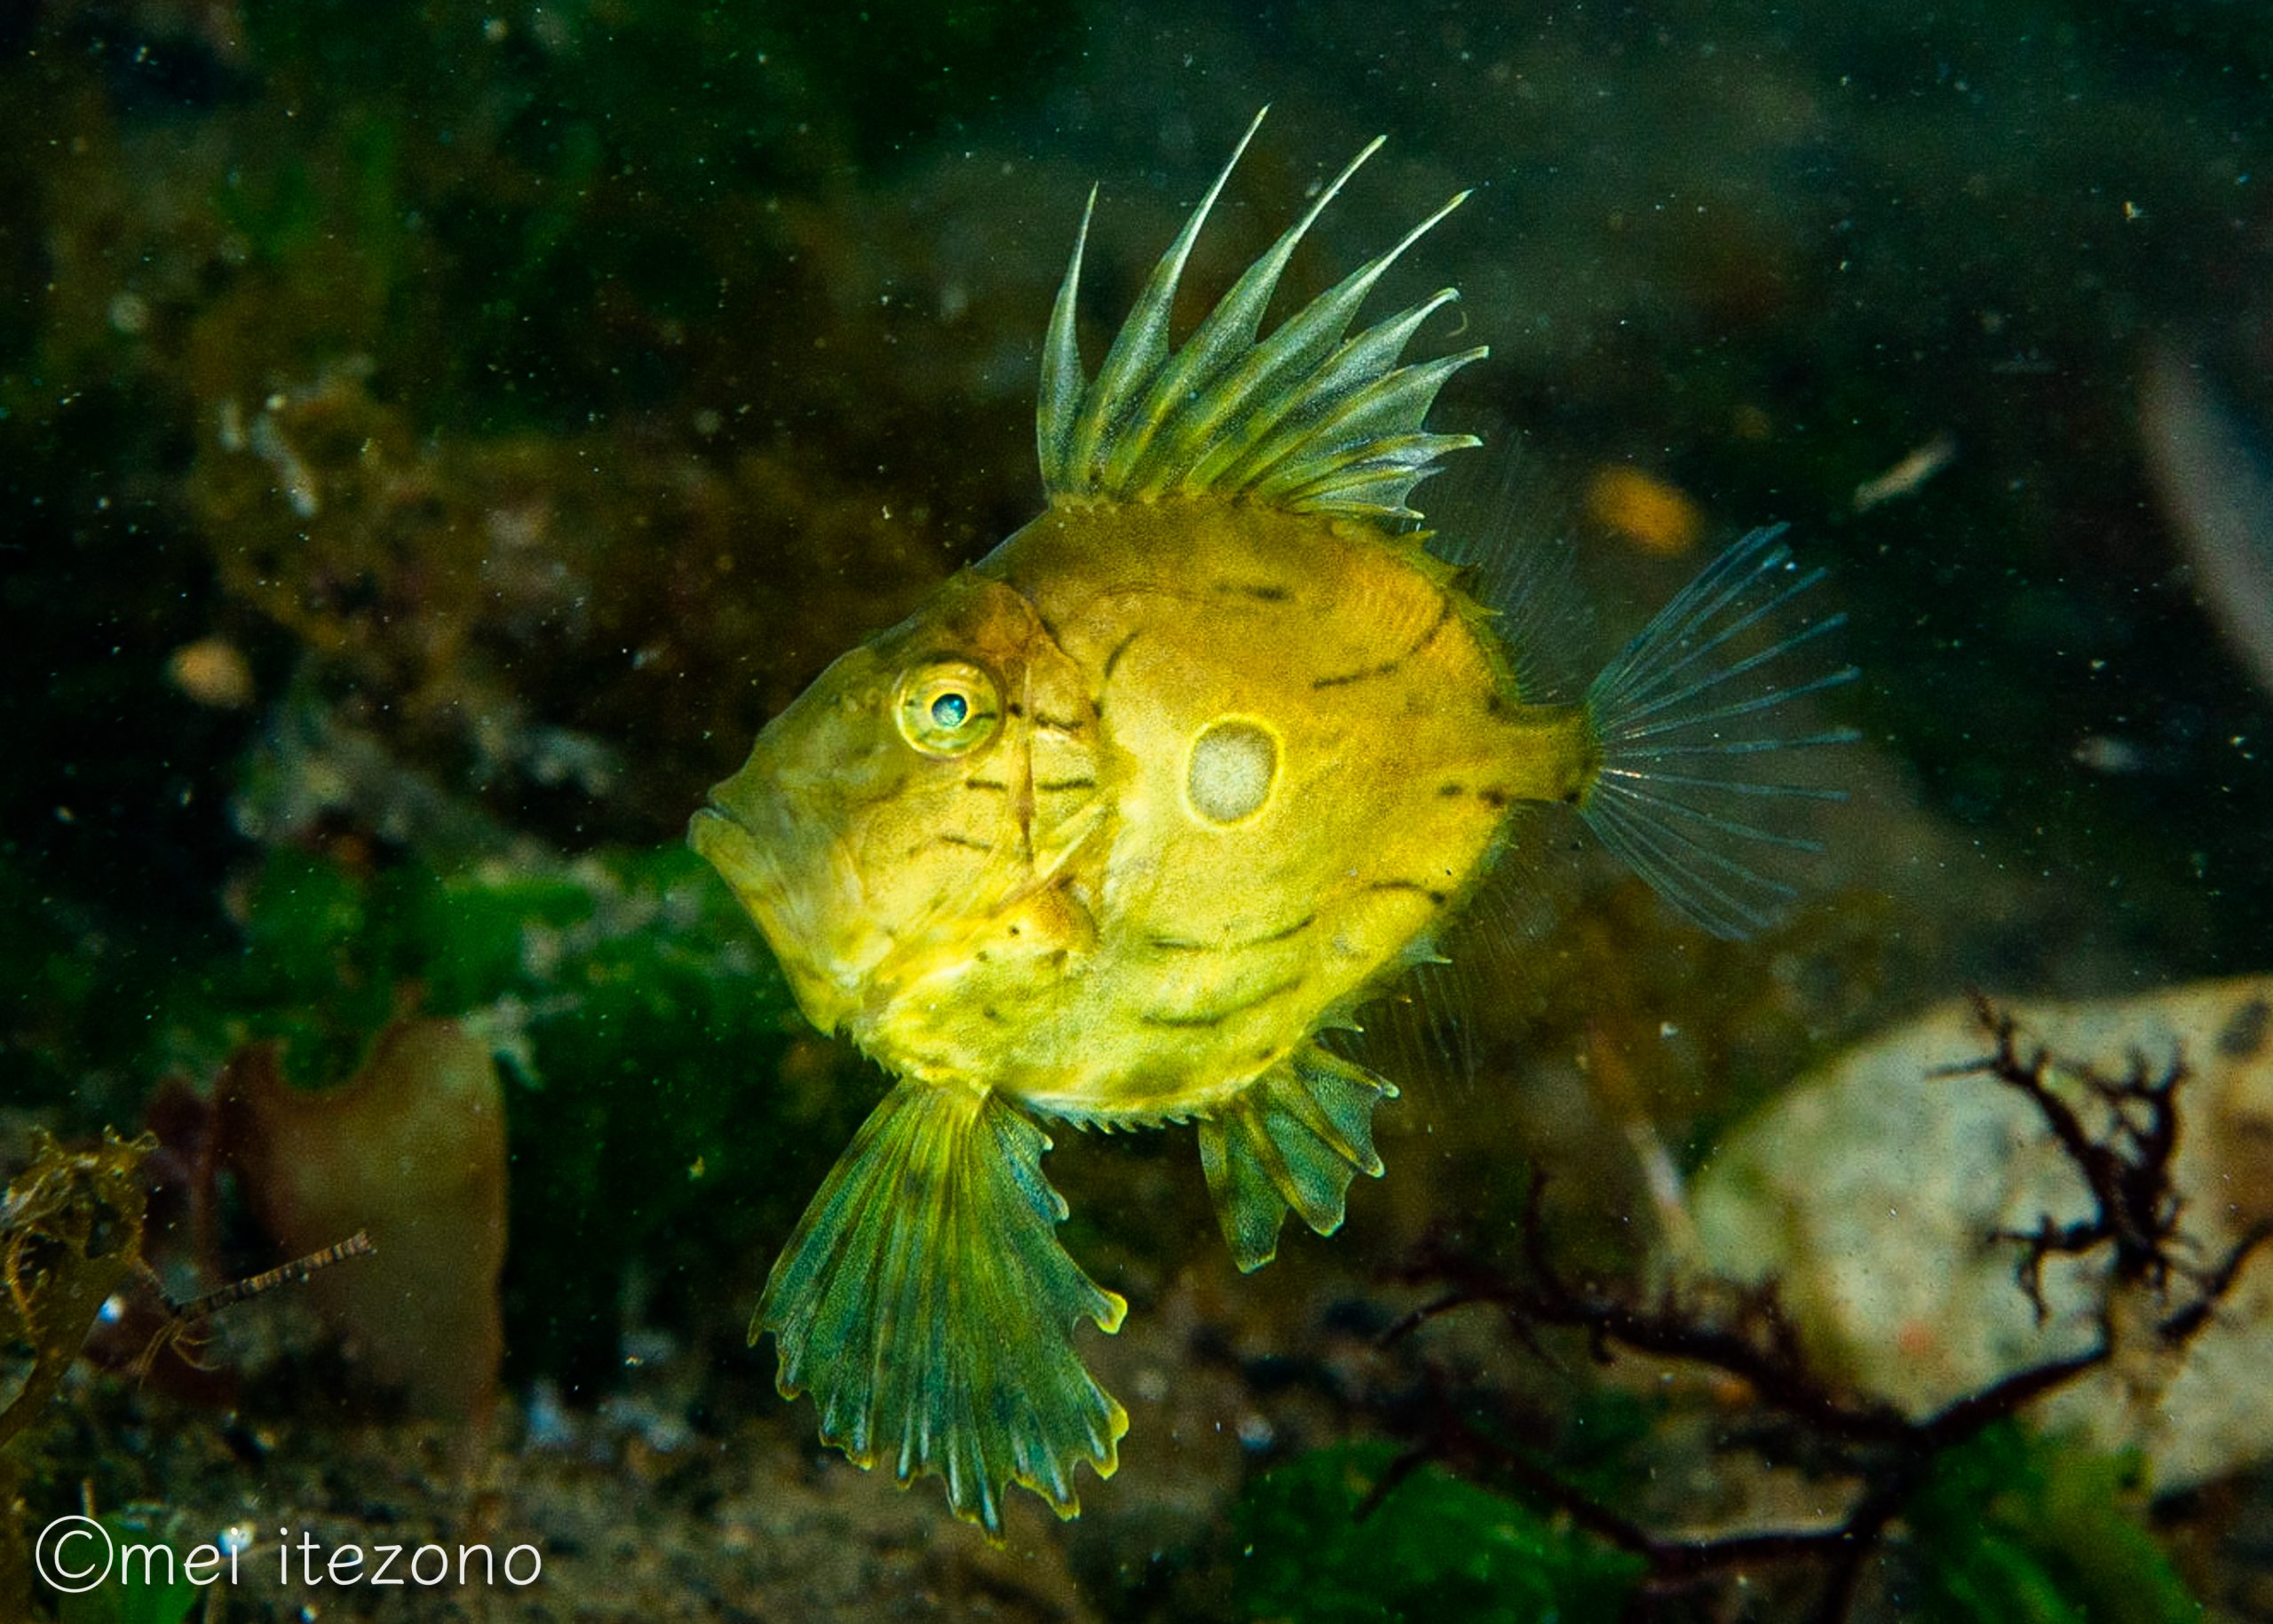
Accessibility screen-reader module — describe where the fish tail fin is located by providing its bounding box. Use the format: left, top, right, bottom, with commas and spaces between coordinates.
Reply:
754, 1080, 1129, 1537
1198, 1044, 1398, 1272
1579, 525, 1858, 939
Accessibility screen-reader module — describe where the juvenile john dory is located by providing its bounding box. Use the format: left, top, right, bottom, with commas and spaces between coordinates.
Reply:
692, 112, 1853, 1533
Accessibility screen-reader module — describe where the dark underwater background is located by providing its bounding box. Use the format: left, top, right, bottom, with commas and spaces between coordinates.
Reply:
5, 2, 2273, 1620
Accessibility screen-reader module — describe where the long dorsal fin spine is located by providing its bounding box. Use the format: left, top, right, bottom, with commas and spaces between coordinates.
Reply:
1037, 186, 1098, 492
1039, 115, 1483, 523
1264, 437, 1484, 514
1123, 135, 1388, 496
1207, 297, 1466, 492
1239, 350, 1486, 496
1076, 107, 1270, 488
1175, 189, 1476, 498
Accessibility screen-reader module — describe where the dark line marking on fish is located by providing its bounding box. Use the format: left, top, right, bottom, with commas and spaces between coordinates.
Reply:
933, 834, 994, 851
2220, 996, 2271, 1059
1251, 913, 1317, 945
983, 1006, 1006, 1024
1032, 713, 1088, 733
965, 777, 1011, 791
1485, 692, 1515, 719
1144, 913, 1315, 955
1102, 630, 1141, 683
1438, 782, 1464, 796
1367, 879, 1450, 906
1037, 776, 1099, 793
1311, 591, 1455, 689
1139, 976, 1307, 1029
1029, 602, 1072, 654
1214, 580, 1294, 602
1007, 701, 1027, 718
1477, 787, 1512, 810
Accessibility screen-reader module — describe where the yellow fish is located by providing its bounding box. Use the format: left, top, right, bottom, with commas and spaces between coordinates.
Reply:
691, 111, 1853, 1534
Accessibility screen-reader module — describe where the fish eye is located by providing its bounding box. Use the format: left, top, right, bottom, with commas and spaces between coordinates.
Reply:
893, 660, 1002, 757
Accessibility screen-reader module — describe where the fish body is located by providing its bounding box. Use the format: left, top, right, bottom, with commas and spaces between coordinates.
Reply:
692, 111, 1852, 1534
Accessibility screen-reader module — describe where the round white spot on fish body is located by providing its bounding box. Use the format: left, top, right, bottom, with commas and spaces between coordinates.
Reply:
1185, 717, 1279, 826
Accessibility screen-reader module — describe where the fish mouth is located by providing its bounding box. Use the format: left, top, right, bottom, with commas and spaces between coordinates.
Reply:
688, 802, 789, 911
690, 795, 867, 1035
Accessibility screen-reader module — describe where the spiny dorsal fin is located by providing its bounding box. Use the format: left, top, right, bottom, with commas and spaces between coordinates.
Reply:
1038, 108, 1485, 524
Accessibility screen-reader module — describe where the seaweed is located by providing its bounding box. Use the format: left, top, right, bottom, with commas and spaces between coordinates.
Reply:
1370, 997, 2242, 1620
49, 1508, 208, 1624
1892, 1422, 2198, 1624
146, 842, 821, 1387
1, 1130, 154, 1454
1232, 1440, 1644, 1624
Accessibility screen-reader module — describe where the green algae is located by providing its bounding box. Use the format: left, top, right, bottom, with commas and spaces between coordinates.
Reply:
0, 0, 2266, 1615
142, 842, 829, 1384
1232, 1441, 1644, 1623
1894, 1422, 2200, 1624
50, 1509, 206, 1624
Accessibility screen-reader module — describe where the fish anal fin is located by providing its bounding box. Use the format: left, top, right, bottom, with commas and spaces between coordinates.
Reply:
1197, 1045, 1398, 1273
754, 1080, 1129, 1537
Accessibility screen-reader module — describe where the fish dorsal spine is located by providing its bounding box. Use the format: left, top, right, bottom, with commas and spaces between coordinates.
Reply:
1036, 106, 1488, 524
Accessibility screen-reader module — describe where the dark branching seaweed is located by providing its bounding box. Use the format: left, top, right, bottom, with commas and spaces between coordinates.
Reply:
1953, 996, 2269, 1337
1, 1130, 155, 1453
2, 1126, 376, 1437
1372, 994, 2272, 1622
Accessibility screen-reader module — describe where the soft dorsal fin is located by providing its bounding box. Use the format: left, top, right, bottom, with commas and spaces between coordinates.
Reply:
1037, 108, 1487, 524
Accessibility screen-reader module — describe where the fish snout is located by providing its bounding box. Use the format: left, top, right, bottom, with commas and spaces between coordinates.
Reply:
689, 793, 868, 1037
688, 798, 791, 909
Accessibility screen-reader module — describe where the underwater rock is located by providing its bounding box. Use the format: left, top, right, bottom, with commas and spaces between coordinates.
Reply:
1689, 979, 2273, 1490
215, 1018, 507, 1430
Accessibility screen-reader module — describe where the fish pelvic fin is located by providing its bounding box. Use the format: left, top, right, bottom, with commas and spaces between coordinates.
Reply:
753, 1079, 1129, 1538
1579, 525, 1859, 939
1196, 1043, 1398, 1273
1038, 107, 1485, 526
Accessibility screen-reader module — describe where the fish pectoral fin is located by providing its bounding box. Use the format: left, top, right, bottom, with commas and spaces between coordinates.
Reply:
1196, 1044, 1398, 1273
754, 1079, 1129, 1538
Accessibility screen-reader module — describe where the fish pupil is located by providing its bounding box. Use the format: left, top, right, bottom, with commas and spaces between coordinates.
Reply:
931, 692, 970, 729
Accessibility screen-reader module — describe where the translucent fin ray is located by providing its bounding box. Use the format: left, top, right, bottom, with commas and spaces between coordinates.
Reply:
1579, 526, 1857, 939
1074, 107, 1268, 487
755, 1080, 1129, 1537
1120, 137, 1384, 495
1196, 1044, 1398, 1272
1039, 109, 1484, 522
1036, 186, 1097, 489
